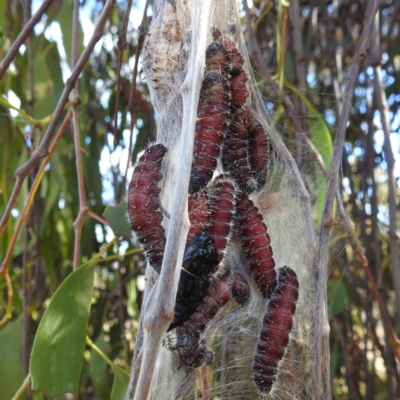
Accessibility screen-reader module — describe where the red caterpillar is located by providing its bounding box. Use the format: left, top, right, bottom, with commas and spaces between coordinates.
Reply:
186, 190, 210, 247
213, 28, 249, 110
189, 71, 230, 194
168, 229, 219, 332
235, 192, 276, 297
165, 272, 250, 368
205, 41, 230, 75
253, 266, 299, 394
222, 110, 257, 194
127, 144, 167, 273
175, 272, 232, 368
208, 175, 236, 265
243, 113, 269, 189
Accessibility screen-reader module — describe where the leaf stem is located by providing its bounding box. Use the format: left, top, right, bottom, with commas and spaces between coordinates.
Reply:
11, 373, 31, 400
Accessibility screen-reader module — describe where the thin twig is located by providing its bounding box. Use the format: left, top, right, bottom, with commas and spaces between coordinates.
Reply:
0, 0, 116, 238
331, 218, 400, 362
86, 209, 110, 227
11, 373, 31, 400
0, 0, 56, 79
23, 0, 35, 117
0, 272, 13, 325
113, 0, 133, 145
71, 0, 87, 270
311, 0, 380, 397
119, 0, 151, 203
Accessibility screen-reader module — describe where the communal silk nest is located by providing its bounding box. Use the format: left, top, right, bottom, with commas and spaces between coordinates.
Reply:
127, 1, 320, 399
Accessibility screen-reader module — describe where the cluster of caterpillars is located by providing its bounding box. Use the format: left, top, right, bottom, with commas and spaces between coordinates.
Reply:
127, 29, 299, 395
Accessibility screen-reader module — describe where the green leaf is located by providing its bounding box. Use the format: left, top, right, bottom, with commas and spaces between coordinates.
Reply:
30, 240, 115, 397
32, 36, 57, 120
56, 1, 84, 67
328, 279, 347, 315
110, 365, 130, 400
88, 333, 112, 399
87, 335, 129, 400
0, 0, 6, 36
0, 319, 26, 400
284, 81, 333, 223
103, 202, 132, 238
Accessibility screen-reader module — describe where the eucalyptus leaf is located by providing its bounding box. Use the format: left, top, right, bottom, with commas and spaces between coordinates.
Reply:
103, 202, 132, 238
0, 319, 26, 400
30, 241, 114, 397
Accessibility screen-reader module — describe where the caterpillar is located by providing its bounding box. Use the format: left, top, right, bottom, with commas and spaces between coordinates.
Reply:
205, 41, 230, 75
222, 110, 257, 194
244, 113, 269, 189
208, 175, 236, 267
127, 144, 168, 274
186, 190, 210, 247
168, 326, 214, 369
189, 71, 230, 194
174, 272, 232, 368
168, 229, 219, 331
182, 271, 232, 333
212, 28, 249, 110
253, 266, 299, 394
173, 272, 250, 368
235, 192, 276, 297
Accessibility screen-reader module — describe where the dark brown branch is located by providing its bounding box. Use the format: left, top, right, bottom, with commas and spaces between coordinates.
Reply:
113, 0, 133, 145
71, 0, 87, 270
311, 0, 381, 397
0, 0, 56, 79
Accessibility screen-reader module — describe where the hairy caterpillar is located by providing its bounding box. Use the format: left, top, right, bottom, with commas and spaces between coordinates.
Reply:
189, 71, 230, 194
253, 266, 299, 394
168, 229, 219, 331
235, 192, 276, 297
222, 110, 257, 194
208, 175, 236, 267
212, 28, 249, 109
244, 113, 269, 189
186, 190, 210, 247
165, 272, 249, 368
173, 272, 232, 368
205, 41, 230, 75
127, 144, 168, 274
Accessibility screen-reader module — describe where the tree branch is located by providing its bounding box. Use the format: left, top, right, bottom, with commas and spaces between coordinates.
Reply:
0, 0, 56, 79
0, 0, 116, 238
311, 0, 380, 397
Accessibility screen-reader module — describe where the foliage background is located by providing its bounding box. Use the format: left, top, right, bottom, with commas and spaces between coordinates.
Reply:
0, 0, 399, 399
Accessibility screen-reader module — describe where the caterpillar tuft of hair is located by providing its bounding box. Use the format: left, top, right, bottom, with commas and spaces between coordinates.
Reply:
127, 143, 168, 274
189, 71, 230, 194
222, 110, 257, 194
168, 229, 219, 331
253, 266, 299, 394
235, 192, 276, 297
208, 175, 236, 268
